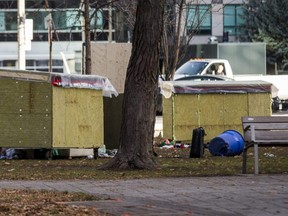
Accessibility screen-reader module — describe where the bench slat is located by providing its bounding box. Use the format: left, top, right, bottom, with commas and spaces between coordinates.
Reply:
244, 130, 288, 142
242, 122, 288, 130
242, 116, 288, 123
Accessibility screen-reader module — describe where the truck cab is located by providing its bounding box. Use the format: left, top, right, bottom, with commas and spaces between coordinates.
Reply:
173, 59, 234, 80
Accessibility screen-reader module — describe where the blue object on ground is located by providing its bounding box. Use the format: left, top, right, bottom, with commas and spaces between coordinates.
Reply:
208, 130, 244, 156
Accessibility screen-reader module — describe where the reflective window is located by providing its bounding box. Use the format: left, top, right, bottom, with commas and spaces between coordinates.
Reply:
26, 10, 48, 31
187, 5, 211, 35
4, 11, 17, 31
3, 60, 16, 67
36, 60, 49, 67
26, 60, 34, 66
0, 9, 104, 32
224, 5, 245, 36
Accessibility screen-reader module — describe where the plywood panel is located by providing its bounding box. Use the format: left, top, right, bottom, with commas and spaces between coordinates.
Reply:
64, 89, 80, 147
198, 94, 224, 126
0, 78, 30, 113
162, 96, 173, 139
0, 114, 51, 148
0, 78, 52, 148
173, 94, 199, 141
52, 87, 103, 148
173, 94, 199, 126
29, 82, 52, 114
91, 43, 132, 93
224, 94, 248, 125
106, 44, 118, 85
51, 86, 66, 147
91, 43, 107, 75
77, 89, 103, 148
248, 93, 271, 116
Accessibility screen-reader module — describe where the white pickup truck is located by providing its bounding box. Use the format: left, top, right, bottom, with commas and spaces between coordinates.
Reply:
173, 59, 234, 80
173, 58, 288, 112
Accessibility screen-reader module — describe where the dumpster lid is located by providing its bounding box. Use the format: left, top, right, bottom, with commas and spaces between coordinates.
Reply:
159, 80, 276, 99
0, 69, 118, 97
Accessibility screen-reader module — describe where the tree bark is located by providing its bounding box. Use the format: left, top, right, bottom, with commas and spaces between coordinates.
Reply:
100, 0, 164, 169
84, 0, 91, 74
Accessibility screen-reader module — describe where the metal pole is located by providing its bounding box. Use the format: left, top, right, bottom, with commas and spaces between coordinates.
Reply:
17, 0, 25, 70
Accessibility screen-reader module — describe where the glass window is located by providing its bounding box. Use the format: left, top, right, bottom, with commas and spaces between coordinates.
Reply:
5, 11, 17, 31
90, 9, 104, 30
3, 60, 16, 67
0, 12, 5, 31
26, 9, 104, 32
52, 10, 68, 30
187, 5, 211, 35
65, 10, 82, 30
26, 10, 49, 31
52, 60, 63, 66
26, 60, 34, 66
0, 5, 114, 42
36, 60, 49, 67
224, 5, 245, 36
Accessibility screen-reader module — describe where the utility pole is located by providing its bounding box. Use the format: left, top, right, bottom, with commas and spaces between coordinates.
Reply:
17, 0, 25, 70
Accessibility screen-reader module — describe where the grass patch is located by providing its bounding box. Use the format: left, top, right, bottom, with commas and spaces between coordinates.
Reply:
0, 147, 287, 180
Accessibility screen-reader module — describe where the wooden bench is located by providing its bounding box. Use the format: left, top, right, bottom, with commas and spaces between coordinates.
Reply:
242, 116, 288, 175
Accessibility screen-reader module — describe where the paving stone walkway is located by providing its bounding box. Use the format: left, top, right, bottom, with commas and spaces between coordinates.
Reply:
0, 174, 287, 215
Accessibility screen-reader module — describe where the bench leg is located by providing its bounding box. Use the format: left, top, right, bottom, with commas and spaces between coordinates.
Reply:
242, 147, 248, 174
254, 144, 259, 175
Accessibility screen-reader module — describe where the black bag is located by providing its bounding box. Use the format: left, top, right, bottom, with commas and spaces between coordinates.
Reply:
190, 127, 205, 158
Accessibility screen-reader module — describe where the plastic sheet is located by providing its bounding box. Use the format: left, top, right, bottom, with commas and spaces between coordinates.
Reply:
0, 69, 118, 98
160, 80, 276, 99
50, 73, 118, 97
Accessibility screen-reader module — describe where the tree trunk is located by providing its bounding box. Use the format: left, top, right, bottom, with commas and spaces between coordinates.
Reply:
84, 0, 91, 74
100, 0, 164, 169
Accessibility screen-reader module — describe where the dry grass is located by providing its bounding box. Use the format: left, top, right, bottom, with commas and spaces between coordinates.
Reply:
0, 189, 106, 216
0, 146, 287, 215
0, 147, 287, 180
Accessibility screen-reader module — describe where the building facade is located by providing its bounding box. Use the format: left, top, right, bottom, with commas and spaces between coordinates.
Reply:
0, 0, 117, 73
185, 0, 246, 44
0, 0, 246, 72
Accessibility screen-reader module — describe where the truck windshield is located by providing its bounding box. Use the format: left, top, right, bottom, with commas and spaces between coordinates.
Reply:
175, 61, 209, 76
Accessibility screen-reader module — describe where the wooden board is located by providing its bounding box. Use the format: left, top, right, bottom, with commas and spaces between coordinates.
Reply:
91, 43, 132, 93
52, 87, 104, 148
0, 78, 52, 148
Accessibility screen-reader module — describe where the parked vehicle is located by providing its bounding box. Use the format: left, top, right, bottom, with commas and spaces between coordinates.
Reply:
173, 59, 233, 81
174, 74, 234, 81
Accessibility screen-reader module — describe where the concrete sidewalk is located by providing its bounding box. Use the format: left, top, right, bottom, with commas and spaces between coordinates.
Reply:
0, 175, 287, 215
